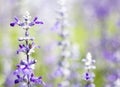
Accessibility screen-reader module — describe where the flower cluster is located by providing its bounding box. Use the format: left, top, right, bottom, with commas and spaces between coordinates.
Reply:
82, 52, 96, 87
10, 11, 45, 87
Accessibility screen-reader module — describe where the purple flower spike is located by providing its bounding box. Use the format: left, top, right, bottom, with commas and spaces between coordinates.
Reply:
11, 12, 44, 86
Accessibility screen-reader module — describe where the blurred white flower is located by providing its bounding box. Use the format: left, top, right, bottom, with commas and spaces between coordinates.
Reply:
114, 78, 120, 87
82, 52, 96, 70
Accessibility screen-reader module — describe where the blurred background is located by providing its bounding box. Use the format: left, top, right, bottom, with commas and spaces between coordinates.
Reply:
0, 0, 120, 87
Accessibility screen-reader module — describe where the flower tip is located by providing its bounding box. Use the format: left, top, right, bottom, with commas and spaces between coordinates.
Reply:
14, 79, 19, 84
10, 22, 15, 27
34, 17, 38, 21
16, 51, 19, 54
14, 17, 19, 22
35, 21, 44, 24
41, 21, 44, 24
38, 76, 42, 79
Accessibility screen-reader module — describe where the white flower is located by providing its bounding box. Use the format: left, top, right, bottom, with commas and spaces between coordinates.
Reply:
18, 37, 35, 41
82, 52, 96, 70
114, 78, 120, 87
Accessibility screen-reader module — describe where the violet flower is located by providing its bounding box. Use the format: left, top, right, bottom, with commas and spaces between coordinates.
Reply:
10, 11, 45, 87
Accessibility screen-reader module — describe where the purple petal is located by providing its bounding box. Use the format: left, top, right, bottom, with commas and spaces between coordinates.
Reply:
35, 46, 40, 49
16, 64, 20, 68
14, 79, 19, 84
17, 75, 20, 79
30, 37, 34, 41
34, 17, 38, 22
29, 22, 35, 26
14, 17, 19, 22
10, 22, 16, 27
20, 60, 26, 65
25, 31, 29, 36
86, 72, 89, 76
31, 73, 34, 77
29, 59, 37, 65
18, 23, 24, 26
16, 50, 19, 54
35, 21, 44, 24
30, 77, 35, 82
38, 76, 42, 79
32, 42, 35, 46
19, 44, 24, 48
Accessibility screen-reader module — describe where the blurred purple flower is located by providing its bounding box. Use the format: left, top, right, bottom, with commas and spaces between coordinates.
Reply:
105, 70, 120, 87
102, 37, 120, 63
83, 0, 120, 19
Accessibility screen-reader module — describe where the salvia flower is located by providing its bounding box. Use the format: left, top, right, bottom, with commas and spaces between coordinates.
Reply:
10, 11, 45, 87
82, 52, 96, 87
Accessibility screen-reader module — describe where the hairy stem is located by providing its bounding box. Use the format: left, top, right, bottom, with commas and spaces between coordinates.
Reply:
25, 30, 30, 87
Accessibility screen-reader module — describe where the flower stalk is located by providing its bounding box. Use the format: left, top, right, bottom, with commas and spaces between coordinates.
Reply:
10, 11, 45, 87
